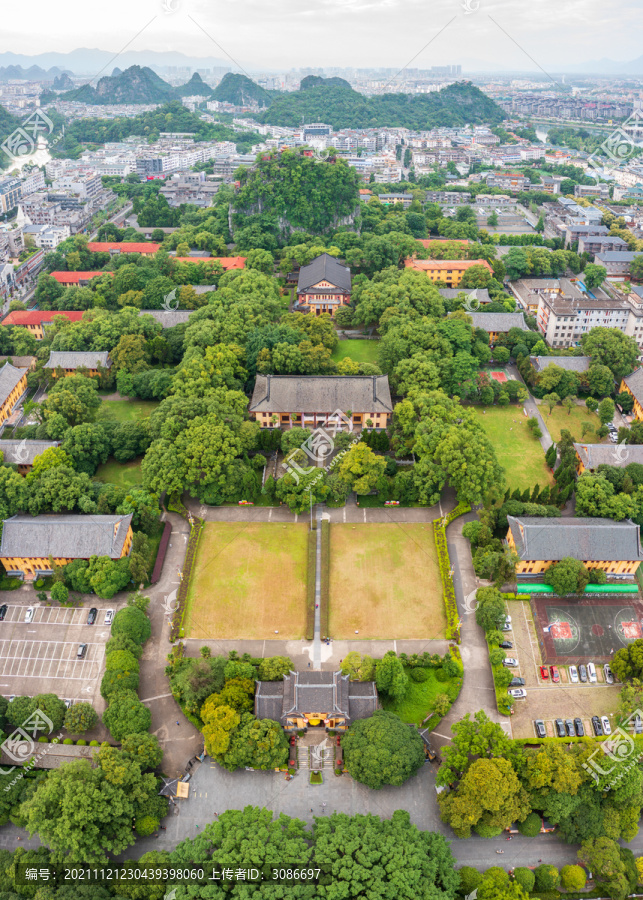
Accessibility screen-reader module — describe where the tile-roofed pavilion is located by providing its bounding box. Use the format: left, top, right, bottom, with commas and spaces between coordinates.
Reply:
255, 671, 378, 731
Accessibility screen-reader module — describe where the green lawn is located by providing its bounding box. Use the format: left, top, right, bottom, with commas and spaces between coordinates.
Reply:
540, 402, 604, 443
96, 399, 159, 423
331, 340, 380, 365
95, 457, 143, 489
381, 668, 455, 726
473, 406, 552, 491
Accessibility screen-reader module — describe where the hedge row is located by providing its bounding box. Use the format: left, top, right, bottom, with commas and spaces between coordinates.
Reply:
305, 531, 316, 641
433, 503, 471, 643
320, 521, 330, 640
101, 603, 152, 742
170, 516, 204, 642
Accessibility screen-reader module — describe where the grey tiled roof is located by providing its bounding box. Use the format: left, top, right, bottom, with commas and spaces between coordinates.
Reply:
254, 681, 284, 722
438, 288, 491, 304
0, 363, 27, 408
507, 515, 643, 562
255, 671, 378, 724
0, 513, 133, 559
574, 443, 643, 470
45, 351, 111, 370
249, 375, 393, 415
0, 356, 36, 369
594, 251, 639, 261
297, 254, 351, 294
468, 312, 529, 333
0, 440, 59, 465
530, 356, 592, 373
623, 368, 643, 405
139, 310, 195, 328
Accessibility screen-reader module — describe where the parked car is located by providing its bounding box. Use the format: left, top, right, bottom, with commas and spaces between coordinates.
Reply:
87, 608, 97, 625
77, 643, 87, 659
555, 719, 566, 738
569, 666, 579, 683
631, 713, 643, 734
509, 677, 525, 687
508, 688, 527, 699
24, 607, 34, 623
579, 665, 588, 683
0, 605, 7, 621
574, 718, 585, 737
534, 720, 546, 738
591, 716, 603, 736
501, 618, 512, 632
604, 664, 614, 685
601, 716, 611, 735
104, 609, 115, 626
502, 658, 519, 668
609, 434, 618, 443
565, 719, 575, 737
588, 662, 597, 683
499, 641, 513, 649
550, 665, 560, 683
540, 666, 549, 680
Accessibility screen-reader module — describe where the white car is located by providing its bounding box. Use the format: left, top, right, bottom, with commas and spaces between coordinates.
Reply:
587, 662, 597, 683
604, 664, 614, 684
24, 607, 34, 623
601, 716, 611, 735
508, 688, 527, 699
569, 665, 579, 683
104, 609, 115, 626
609, 434, 618, 443
502, 658, 519, 668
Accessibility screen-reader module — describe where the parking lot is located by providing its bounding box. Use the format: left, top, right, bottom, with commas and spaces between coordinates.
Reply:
502, 600, 621, 740
0, 600, 119, 709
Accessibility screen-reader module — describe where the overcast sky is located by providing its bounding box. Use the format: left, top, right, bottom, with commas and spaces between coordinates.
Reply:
1, 0, 642, 73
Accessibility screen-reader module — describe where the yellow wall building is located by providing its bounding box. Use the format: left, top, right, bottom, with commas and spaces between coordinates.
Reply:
404, 257, 494, 287
44, 351, 111, 378
620, 370, 643, 422
0, 514, 133, 581
0, 363, 28, 428
506, 515, 643, 578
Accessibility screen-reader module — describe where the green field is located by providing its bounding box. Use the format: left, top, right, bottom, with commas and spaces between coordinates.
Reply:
381, 667, 455, 725
96, 399, 159, 423
541, 402, 604, 443
185, 523, 309, 640
474, 406, 552, 491
329, 524, 445, 639
95, 457, 143, 489
331, 340, 380, 365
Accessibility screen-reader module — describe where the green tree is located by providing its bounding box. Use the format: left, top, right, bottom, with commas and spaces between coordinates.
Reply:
102, 690, 151, 741
581, 327, 639, 380
543, 392, 560, 415
598, 397, 616, 425
544, 557, 590, 595
221, 712, 289, 771
340, 651, 377, 681
64, 702, 98, 734
111, 606, 152, 645
341, 710, 425, 789
475, 586, 507, 632
579, 837, 637, 900
584, 263, 607, 289
337, 441, 387, 495
257, 656, 292, 681
61, 423, 111, 475
120, 732, 163, 770
560, 865, 587, 891
375, 651, 409, 702
50, 582, 69, 605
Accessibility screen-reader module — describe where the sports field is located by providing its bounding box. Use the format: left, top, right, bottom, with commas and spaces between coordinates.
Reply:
185, 523, 309, 640
329, 524, 445, 639
473, 406, 553, 491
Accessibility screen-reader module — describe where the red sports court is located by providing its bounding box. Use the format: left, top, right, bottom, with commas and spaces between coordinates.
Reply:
490, 371, 508, 383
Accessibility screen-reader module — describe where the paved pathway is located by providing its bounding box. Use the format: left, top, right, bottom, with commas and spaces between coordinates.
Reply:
508, 363, 553, 453
313, 507, 322, 669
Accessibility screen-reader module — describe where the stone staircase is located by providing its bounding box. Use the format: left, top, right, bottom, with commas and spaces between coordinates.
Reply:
297, 735, 334, 770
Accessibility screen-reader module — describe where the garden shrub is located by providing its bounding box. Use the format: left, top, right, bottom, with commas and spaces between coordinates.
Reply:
62, 738, 73, 745
513, 867, 535, 892
89, 740, 100, 746
474, 823, 503, 838
517, 812, 542, 836
111, 606, 151, 645
76, 739, 87, 746
534, 864, 560, 891
434, 668, 448, 682
410, 668, 429, 682
560, 865, 586, 891
457, 866, 482, 895
134, 816, 159, 836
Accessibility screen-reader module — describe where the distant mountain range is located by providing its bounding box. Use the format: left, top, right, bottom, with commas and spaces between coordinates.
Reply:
0, 64, 69, 82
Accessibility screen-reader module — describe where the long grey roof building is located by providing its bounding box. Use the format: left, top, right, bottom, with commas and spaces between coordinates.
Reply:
0, 440, 59, 466
467, 312, 529, 333
139, 310, 195, 328
249, 375, 393, 415
44, 351, 111, 370
574, 443, 643, 471
507, 515, 643, 562
0, 363, 28, 408
0, 514, 133, 560
530, 356, 592, 373
622, 368, 643, 405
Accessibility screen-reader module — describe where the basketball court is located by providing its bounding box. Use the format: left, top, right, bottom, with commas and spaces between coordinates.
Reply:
532, 595, 643, 663
490, 370, 508, 384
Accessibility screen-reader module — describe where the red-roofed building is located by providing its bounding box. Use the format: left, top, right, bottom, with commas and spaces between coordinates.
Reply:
2, 310, 85, 340
50, 272, 114, 286
172, 256, 246, 270
88, 242, 161, 255
404, 257, 493, 287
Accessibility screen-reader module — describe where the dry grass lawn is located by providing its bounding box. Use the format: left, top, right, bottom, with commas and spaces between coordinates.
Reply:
329, 524, 445, 639
185, 523, 309, 640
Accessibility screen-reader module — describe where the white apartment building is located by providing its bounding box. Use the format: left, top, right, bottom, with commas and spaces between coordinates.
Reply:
19, 169, 46, 197
22, 225, 69, 250
537, 292, 643, 357
51, 171, 102, 200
